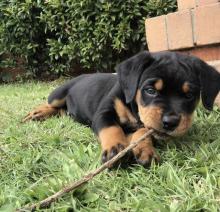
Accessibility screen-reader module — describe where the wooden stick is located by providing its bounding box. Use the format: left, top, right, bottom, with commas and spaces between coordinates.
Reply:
17, 129, 154, 212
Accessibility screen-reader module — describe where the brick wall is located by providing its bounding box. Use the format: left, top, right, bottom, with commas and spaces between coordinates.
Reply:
178, 0, 219, 9
145, 1, 220, 54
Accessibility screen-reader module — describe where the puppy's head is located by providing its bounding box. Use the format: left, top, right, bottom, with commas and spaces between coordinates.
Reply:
116, 51, 220, 139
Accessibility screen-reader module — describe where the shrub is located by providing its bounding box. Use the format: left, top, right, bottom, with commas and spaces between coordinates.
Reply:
0, 0, 177, 78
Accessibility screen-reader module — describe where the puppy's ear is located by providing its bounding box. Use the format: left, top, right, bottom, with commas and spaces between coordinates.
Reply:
116, 51, 154, 103
195, 59, 220, 110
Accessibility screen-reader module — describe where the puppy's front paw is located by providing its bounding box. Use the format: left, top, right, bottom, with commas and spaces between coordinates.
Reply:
133, 144, 160, 168
101, 141, 131, 168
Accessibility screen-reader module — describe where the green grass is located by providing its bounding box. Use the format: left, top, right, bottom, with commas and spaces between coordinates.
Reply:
0, 81, 220, 212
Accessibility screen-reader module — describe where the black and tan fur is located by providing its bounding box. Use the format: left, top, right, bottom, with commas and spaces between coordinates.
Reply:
23, 51, 220, 167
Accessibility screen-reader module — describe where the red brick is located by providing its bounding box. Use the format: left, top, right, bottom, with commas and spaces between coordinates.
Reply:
194, 3, 220, 45
180, 45, 220, 61
197, 0, 219, 6
177, 0, 196, 10
145, 15, 168, 52
167, 10, 194, 50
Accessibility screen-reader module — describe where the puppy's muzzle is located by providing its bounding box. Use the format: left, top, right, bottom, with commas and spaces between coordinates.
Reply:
162, 113, 181, 131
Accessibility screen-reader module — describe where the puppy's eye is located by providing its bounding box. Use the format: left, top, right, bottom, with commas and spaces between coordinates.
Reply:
185, 92, 194, 99
144, 88, 158, 96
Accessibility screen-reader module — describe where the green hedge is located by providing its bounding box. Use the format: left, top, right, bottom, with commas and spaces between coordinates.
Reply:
0, 0, 177, 78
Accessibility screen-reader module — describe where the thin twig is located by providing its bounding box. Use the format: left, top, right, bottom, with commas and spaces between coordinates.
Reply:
17, 129, 154, 212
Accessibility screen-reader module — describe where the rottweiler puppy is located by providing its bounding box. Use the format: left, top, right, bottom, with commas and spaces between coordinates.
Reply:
23, 51, 220, 167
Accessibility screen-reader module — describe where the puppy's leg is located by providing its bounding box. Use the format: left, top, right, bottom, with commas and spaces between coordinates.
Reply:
22, 81, 71, 122
22, 103, 65, 122
98, 125, 130, 166
127, 128, 160, 167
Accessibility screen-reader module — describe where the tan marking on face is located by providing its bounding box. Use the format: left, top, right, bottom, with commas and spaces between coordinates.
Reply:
182, 82, 190, 93
170, 113, 194, 137
135, 90, 194, 138
50, 98, 66, 108
98, 126, 127, 151
154, 79, 163, 91
114, 98, 137, 125
136, 90, 162, 130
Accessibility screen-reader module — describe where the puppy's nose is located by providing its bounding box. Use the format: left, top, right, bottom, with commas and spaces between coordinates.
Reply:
162, 114, 180, 131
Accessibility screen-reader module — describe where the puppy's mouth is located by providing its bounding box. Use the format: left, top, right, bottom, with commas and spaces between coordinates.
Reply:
149, 128, 173, 140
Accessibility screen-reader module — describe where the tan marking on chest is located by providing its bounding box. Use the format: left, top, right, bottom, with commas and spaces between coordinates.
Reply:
114, 98, 137, 125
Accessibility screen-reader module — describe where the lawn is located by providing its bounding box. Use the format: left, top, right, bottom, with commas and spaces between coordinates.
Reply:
0, 81, 220, 211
